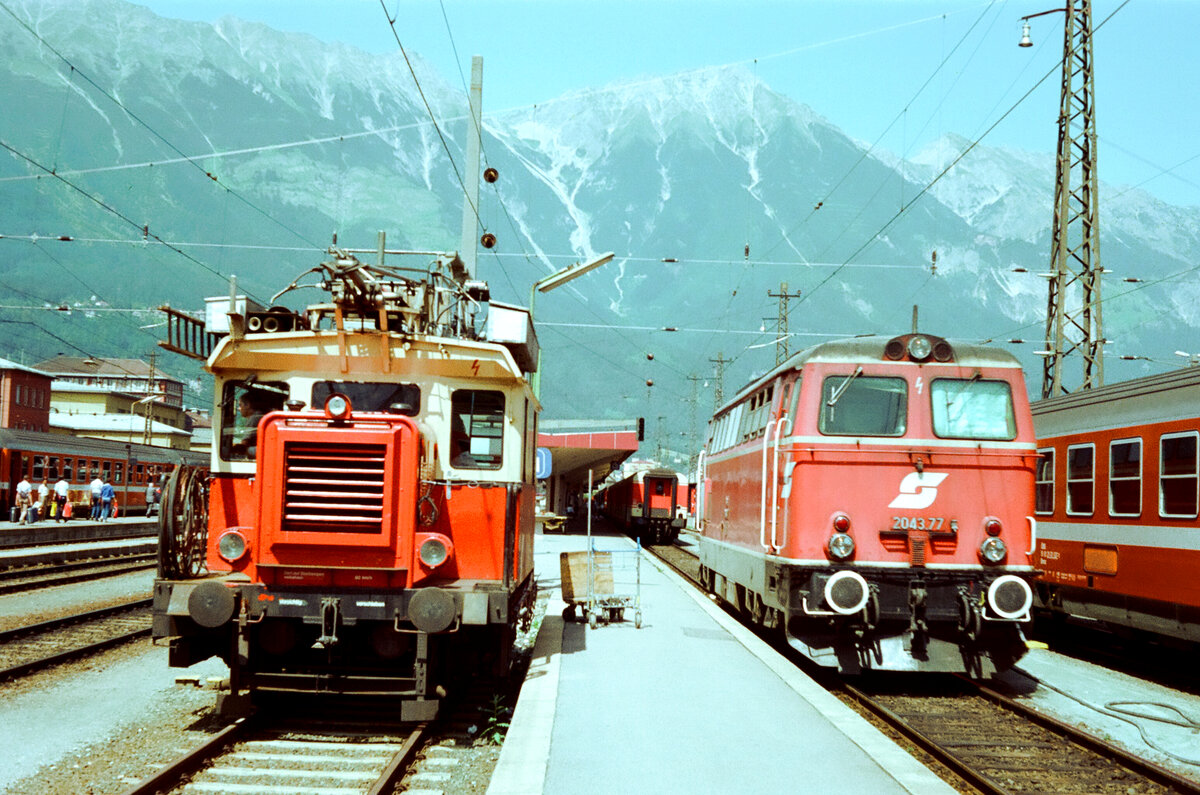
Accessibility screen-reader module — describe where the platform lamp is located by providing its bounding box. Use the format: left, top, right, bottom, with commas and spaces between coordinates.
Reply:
528, 252, 615, 398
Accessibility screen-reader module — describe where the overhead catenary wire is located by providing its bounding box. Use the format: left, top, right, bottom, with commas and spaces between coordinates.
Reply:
0, 1, 325, 253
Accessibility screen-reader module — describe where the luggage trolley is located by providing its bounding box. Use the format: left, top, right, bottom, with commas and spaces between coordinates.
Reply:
560, 538, 642, 629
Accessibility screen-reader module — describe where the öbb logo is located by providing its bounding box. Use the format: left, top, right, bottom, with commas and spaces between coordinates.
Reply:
888, 472, 948, 510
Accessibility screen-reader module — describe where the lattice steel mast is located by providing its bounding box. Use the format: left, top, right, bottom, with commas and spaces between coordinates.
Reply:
1024, 0, 1103, 398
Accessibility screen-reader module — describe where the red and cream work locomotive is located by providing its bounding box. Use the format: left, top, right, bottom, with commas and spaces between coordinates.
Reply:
152, 245, 538, 718
696, 333, 1038, 674
1031, 366, 1200, 644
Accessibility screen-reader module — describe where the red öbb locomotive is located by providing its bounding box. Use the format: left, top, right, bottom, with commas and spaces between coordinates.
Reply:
1032, 366, 1200, 645
152, 245, 538, 717
696, 333, 1038, 674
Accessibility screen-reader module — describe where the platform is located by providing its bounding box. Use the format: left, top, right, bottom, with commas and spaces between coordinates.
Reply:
489, 530, 956, 795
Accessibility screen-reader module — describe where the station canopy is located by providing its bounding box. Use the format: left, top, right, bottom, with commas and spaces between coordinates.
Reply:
537, 419, 639, 492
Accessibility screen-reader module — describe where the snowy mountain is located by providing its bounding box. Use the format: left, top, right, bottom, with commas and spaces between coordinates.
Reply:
3, 0, 1199, 449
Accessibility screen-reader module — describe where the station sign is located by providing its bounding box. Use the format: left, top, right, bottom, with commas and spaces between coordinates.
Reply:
535, 447, 552, 479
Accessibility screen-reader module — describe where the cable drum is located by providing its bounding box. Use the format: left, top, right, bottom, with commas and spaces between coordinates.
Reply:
158, 465, 209, 579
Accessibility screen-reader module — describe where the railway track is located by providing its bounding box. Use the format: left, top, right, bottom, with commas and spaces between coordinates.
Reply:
0, 597, 152, 680
122, 711, 427, 795
0, 554, 156, 594
121, 679, 521, 795
645, 534, 1200, 795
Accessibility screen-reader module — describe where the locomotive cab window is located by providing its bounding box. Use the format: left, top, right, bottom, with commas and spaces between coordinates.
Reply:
219, 380, 289, 462
930, 378, 1016, 440
312, 381, 420, 415
1160, 432, 1199, 519
450, 389, 504, 470
819, 375, 906, 437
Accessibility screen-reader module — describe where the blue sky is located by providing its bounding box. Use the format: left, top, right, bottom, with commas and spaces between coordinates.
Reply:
135, 0, 1199, 209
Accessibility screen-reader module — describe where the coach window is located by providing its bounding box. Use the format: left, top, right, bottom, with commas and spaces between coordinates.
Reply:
90, 460, 100, 480
102, 462, 111, 482
62, 458, 73, 482
450, 389, 504, 470
32, 456, 44, 481
1160, 432, 1199, 518
930, 378, 1016, 440
1066, 444, 1095, 516
114, 463, 124, 485
1109, 439, 1142, 517
820, 375, 906, 437
1035, 448, 1055, 515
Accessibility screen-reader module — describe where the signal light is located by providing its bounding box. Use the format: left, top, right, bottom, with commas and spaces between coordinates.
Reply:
984, 518, 1002, 536
832, 513, 851, 533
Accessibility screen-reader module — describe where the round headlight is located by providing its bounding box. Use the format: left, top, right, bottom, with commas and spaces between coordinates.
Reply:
984, 518, 1003, 536
217, 530, 249, 563
828, 532, 855, 560
419, 537, 449, 568
832, 513, 851, 533
907, 335, 933, 360
325, 393, 351, 420
980, 536, 1007, 563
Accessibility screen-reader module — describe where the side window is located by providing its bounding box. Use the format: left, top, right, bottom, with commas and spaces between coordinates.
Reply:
1066, 444, 1095, 516
450, 389, 504, 470
220, 380, 288, 462
1109, 438, 1142, 517
1160, 432, 1199, 519
1035, 448, 1055, 515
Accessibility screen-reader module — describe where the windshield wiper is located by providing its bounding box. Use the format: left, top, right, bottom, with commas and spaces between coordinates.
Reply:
826, 366, 863, 407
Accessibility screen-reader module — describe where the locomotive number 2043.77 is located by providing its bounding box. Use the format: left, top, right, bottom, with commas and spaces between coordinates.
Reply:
891, 516, 947, 531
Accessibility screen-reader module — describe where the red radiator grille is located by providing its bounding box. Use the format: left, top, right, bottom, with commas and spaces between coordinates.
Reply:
282, 442, 387, 533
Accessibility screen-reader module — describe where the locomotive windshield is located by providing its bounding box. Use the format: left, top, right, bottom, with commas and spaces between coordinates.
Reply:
819, 376, 906, 436
930, 378, 1016, 440
312, 381, 420, 414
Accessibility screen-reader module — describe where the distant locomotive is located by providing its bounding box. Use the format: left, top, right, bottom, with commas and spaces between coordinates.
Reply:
696, 333, 1038, 674
152, 244, 538, 718
1031, 366, 1200, 645
602, 468, 685, 545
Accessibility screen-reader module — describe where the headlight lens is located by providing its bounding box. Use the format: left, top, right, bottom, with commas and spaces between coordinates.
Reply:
907, 335, 933, 360
419, 537, 450, 568
217, 530, 249, 563
828, 532, 855, 560
980, 536, 1007, 563
325, 393, 351, 420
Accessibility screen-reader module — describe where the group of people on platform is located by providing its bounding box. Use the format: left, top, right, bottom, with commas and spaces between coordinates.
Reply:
88, 476, 118, 521
14, 475, 74, 524
11, 473, 153, 524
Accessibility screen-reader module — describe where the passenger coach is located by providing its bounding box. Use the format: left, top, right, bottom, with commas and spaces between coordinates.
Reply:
1032, 366, 1200, 643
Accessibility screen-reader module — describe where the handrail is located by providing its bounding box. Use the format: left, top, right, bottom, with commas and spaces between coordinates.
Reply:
695, 449, 707, 532
770, 416, 792, 551
1026, 515, 1037, 556
759, 419, 777, 550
